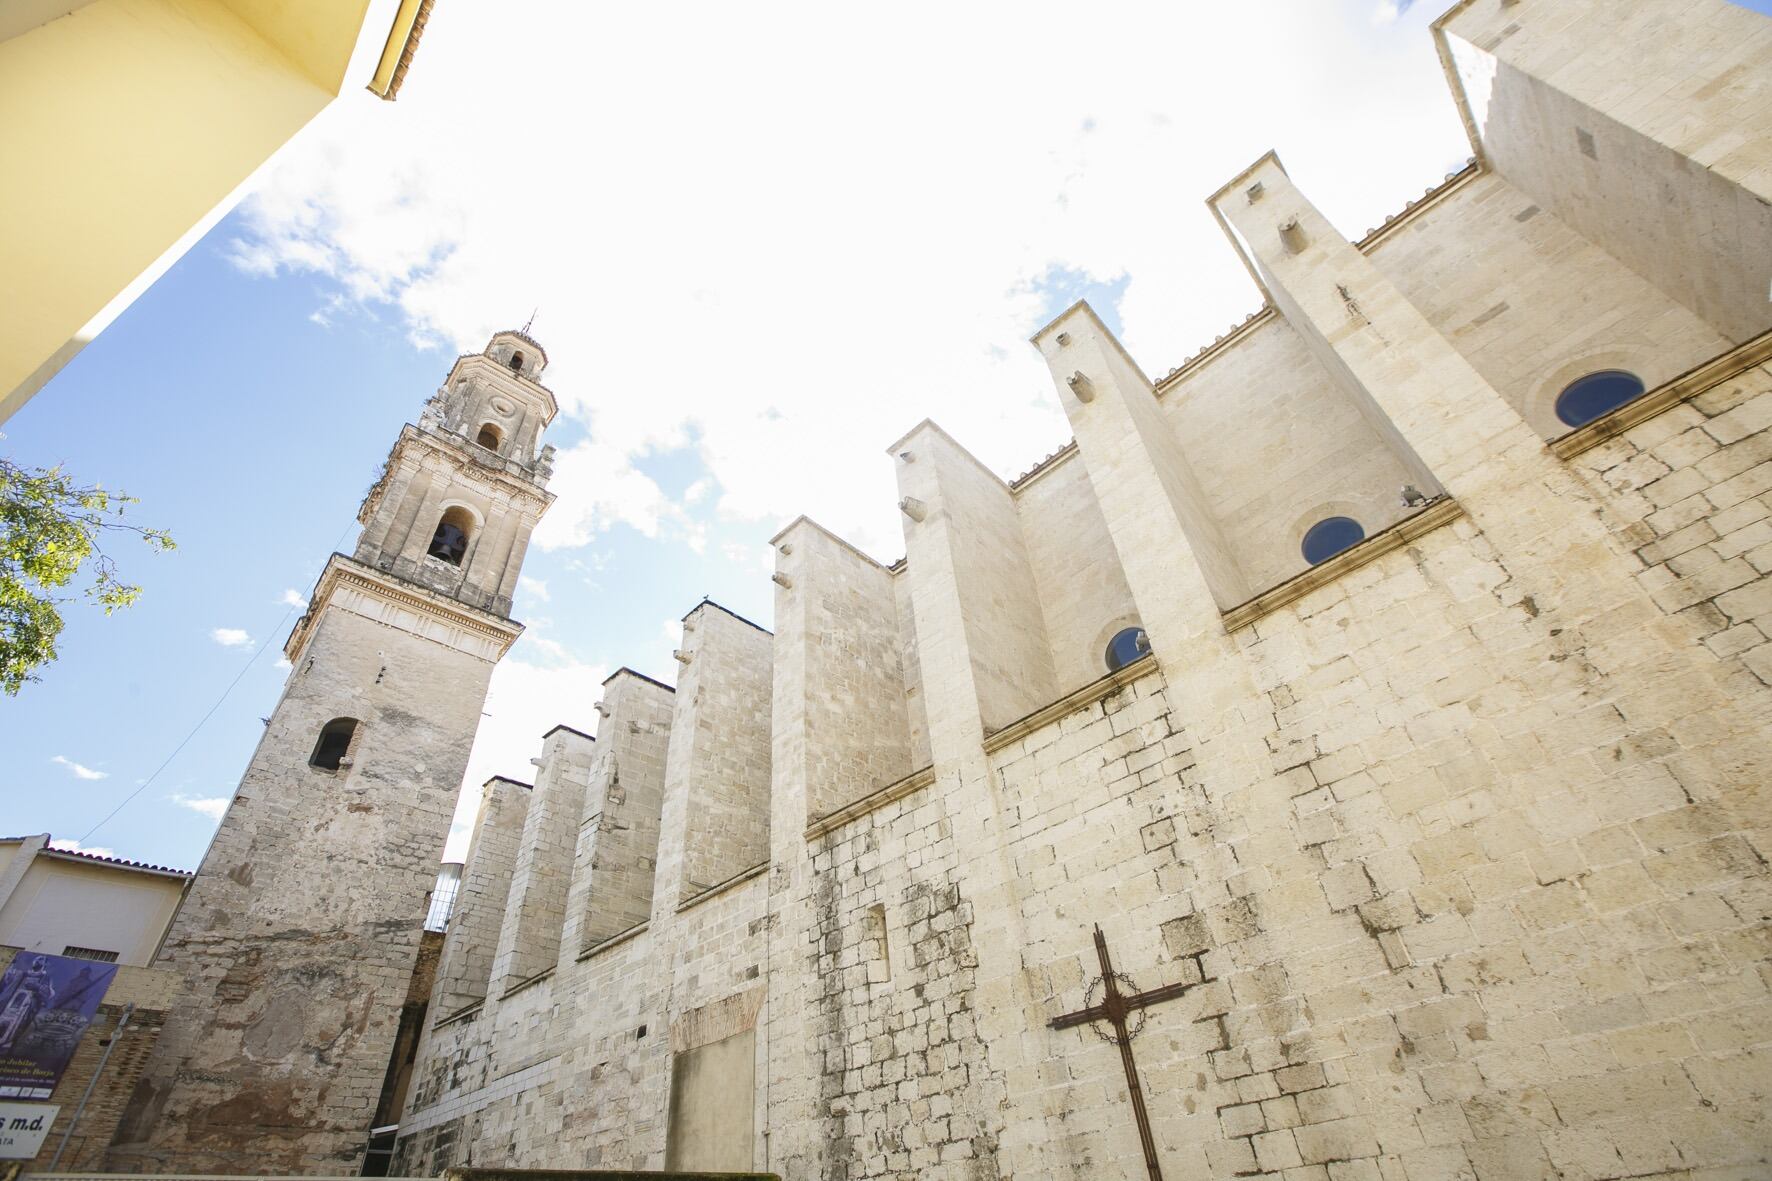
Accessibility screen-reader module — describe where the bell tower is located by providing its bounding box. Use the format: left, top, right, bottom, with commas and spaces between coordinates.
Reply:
108, 332, 557, 1175
353, 329, 558, 615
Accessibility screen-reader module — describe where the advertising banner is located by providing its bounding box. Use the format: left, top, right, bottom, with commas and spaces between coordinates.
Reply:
0, 953, 118, 1100
0, 1102, 60, 1160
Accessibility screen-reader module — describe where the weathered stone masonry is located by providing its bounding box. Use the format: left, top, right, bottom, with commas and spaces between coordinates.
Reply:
389, 3, 1772, 1179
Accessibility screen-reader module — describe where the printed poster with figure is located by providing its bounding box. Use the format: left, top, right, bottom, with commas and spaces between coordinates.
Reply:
0, 953, 118, 1099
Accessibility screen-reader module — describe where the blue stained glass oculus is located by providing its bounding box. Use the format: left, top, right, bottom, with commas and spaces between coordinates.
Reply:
1302, 516, 1365, 566
1105, 627, 1150, 672
1555, 370, 1646, 428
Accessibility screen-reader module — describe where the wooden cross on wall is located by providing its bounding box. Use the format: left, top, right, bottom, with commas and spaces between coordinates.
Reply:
1048, 924, 1208, 1181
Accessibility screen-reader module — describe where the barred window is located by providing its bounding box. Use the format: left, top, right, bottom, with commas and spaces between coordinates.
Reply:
62, 946, 119, 963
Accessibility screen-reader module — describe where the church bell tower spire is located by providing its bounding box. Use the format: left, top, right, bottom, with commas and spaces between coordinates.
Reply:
109, 332, 556, 1175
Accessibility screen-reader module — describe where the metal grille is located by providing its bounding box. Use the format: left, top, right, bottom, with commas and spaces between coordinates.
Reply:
59, 946, 120, 963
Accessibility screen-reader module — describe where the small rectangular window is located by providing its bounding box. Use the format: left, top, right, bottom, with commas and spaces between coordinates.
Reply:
63, 946, 120, 962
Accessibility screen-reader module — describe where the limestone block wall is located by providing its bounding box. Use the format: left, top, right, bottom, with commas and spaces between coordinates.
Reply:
669, 603, 775, 898
1015, 449, 1144, 692
491, 727, 592, 994
656, 881, 771, 1169
1440, 0, 1772, 342
394, 963, 564, 1175
548, 931, 659, 1168
967, 495, 1772, 1179
571, 670, 674, 954
1570, 357, 1772, 687
1159, 314, 1423, 594
435, 776, 531, 1017
1367, 171, 1730, 438
109, 603, 498, 1175
800, 781, 1000, 1178
772, 517, 918, 823
392, 869, 772, 1174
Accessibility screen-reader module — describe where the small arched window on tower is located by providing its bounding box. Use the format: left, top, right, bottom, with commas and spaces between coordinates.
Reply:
509, 350, 525, 373
427, 506, 474, 566
1105, 626, 1150, 672
1555, 370, 1646, 428
310, 718, 359, 771
1302, 516, 1365, 566
476, 423, 503, 451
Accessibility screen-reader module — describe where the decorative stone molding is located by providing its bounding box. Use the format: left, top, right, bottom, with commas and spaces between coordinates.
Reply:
576, 920, 649, 962
675, 860, 769, 913
287, 553, 524, 665
803, 764, 937, 840
1220, 497, 1466, 632
1549, 330, 1772, 460
981, 657, 1159, 756
499, 965, 554, 1001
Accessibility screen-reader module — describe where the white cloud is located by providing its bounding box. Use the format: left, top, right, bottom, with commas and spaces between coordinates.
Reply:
211, 627, 252, 648
51, 755, 108, 781
172, 794, 231, 822
532, 440, 688, 550
518, 575, 550, 603
278, 588, 308, 610
226, 1, 1468, 564
50, 839, 117, 858
274, 655, 293, 670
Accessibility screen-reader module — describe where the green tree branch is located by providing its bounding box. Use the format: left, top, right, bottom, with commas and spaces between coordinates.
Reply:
0, 457, 175, 696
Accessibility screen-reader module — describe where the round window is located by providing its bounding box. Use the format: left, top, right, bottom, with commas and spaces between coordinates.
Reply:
1105, 627, 1150, 672
1302, 516, 1365, 566
1555, 370, 1645, 428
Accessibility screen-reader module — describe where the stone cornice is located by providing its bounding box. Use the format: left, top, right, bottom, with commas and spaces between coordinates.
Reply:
1353, 161, 1483, 254
499, 965, 554, 1000
577, 920, 649, 962
804, 764, 937, 840
445, 352, 560, 423
1221, 497, 1466, 632
287, 554, 524, 665
1550, 330, 1772, 460
359, 424, 555, 526
981, 658, 1159, 756
433, 1000, 483, 1030
675, 860, 769, 913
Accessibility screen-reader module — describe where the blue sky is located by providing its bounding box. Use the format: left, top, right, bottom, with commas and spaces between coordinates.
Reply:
6, 0, 1633, 869
0, 223, 787, 867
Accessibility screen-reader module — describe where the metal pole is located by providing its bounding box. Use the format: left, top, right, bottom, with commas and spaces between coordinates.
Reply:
45, 1002, 134, 1171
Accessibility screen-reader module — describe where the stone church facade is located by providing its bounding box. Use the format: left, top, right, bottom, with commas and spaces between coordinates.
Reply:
382, 3, 1772, 1178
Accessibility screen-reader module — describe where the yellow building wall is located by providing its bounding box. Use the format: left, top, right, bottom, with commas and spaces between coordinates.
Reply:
0, 856, 185, 967
0, 0, 374, 423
